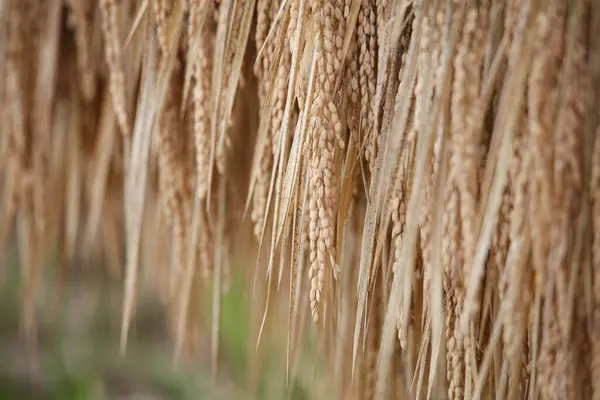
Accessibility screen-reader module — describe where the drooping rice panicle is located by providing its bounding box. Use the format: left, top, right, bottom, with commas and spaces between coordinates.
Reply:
100, 0, 131, 137
65, 0, 97, 100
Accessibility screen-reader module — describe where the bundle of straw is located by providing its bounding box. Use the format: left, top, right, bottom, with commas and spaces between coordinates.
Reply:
1, 0, 599, 398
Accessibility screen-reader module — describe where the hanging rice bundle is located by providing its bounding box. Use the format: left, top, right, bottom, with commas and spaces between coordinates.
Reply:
1, 0, 600, 398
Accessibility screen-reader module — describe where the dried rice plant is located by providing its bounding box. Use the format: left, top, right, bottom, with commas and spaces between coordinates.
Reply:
1, 0, 600, 398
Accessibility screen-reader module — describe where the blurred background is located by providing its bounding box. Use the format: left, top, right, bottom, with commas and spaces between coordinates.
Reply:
0, 252, 318, 400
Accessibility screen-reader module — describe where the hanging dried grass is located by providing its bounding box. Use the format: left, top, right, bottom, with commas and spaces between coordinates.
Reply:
1, 0, 600, 399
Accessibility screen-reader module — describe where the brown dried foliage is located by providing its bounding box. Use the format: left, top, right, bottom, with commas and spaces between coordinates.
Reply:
1, 0, 600, 399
